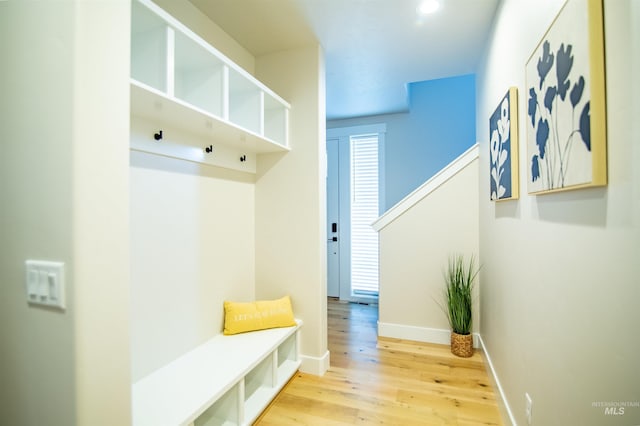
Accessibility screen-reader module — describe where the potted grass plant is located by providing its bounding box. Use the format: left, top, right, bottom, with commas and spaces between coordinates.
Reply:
443, 254, 479, 357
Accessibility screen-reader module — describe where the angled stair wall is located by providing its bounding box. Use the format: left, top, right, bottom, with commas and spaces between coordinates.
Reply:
373, 144, 480, 344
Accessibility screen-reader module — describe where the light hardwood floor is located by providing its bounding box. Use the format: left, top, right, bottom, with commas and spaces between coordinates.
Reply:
256, 299, 502, 425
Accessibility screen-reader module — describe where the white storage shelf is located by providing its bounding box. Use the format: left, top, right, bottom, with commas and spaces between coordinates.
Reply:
130, 0, 290, 170
132, 320, 301, 426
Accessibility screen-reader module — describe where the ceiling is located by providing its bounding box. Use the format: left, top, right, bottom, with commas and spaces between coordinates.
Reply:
188, 0, 499, 120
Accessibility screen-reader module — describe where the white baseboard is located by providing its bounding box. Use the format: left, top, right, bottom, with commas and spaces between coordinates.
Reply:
377, 321, 480, 348
299, 350, 330, 376
477, 335, 516, 426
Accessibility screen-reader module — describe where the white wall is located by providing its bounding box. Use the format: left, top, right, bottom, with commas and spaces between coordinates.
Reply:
0, 3, 76, 423
73, 2, 131, 423
477, 1, 640, 425
129, 149, 256, 381
377, 156, 479, 344
0, 1, 131, 425
255, 45, 329, 375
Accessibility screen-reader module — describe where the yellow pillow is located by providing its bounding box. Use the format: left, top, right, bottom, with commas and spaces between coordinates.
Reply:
223, 296, 296, 335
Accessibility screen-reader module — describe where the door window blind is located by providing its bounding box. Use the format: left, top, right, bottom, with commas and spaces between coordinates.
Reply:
350, 134, 379, 296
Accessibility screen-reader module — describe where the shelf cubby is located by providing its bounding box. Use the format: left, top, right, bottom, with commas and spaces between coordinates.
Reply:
131, 0, 168, 93
174, 31, 225, 119
264, 93, 288, 147
243, 355, 276, 422
194, 385, 240, 426
228, 69, 262, 136
277, 332, 299, 385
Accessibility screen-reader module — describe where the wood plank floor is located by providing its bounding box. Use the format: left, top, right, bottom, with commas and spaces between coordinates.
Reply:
256, 299, 502, 425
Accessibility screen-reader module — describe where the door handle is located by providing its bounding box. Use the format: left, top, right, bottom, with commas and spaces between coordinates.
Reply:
327, 237, 338, 242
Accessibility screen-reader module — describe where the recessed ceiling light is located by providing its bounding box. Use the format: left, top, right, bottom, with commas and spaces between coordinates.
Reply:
417, 0, 440, 15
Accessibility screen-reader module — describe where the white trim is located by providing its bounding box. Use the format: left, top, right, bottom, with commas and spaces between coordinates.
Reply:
299, 350, 330, 376
478, 335, 517, 426
165, 27, 175, 97
378, 131, 386, 213
377, 322, 480, 348
342, 294, 378, 305
372, 143, 479, 232
327, 123, 387, 139
336, 135, 351, 302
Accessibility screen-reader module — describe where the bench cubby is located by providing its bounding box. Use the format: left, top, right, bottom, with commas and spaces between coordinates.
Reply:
132, 320, 301, 426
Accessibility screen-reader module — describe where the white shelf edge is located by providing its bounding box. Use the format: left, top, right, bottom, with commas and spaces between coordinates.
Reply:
277, 359, 300, 378
130, 80, 290, 156
192, 412, 238, 426
129, 144, 254, 173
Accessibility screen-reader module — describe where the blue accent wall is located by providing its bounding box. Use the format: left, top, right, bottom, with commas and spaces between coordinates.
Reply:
327, 74, 476, 210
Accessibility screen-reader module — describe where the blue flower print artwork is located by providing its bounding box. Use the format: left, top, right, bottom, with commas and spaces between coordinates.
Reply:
527, 40, 590, 191
525, 0, 605, 194
489, 88, 518, 201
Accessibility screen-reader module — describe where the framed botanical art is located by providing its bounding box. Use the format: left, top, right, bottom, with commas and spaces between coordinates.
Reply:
490, 87, 519, 201
525, 0, 607, 194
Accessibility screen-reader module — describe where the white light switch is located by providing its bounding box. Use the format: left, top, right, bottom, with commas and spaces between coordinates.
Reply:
27, 269, 39, 298
38, 270, 49, 299
25, 260, 65, 310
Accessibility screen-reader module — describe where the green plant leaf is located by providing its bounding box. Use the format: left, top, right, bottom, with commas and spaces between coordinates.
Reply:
442, 254, 478, 335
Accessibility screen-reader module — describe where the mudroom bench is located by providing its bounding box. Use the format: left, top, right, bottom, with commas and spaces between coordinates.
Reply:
132, 320, 302, 426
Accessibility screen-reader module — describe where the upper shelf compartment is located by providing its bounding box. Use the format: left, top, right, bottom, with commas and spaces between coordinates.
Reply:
130, 0, 290, 160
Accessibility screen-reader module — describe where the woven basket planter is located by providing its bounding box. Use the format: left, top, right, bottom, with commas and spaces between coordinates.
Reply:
451, 331, 473, 358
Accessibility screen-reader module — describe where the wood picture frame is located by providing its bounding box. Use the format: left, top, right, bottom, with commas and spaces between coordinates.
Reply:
525, 0, 607, 194
490, 87, 519, 201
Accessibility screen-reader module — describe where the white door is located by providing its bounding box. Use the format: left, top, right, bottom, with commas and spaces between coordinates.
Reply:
326, 125, 384, 302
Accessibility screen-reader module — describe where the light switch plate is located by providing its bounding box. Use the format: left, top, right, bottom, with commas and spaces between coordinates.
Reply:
25, 260, 66, 310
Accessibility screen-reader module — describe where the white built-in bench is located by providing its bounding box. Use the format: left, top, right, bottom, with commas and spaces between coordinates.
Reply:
132, 320, 302, 426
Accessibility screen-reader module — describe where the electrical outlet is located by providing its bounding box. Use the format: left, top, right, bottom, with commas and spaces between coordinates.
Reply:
525, 393, 533, 425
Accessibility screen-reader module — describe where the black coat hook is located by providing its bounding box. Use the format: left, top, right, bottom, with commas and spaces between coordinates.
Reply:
154, 130, 163, 141
205, 145, 213, 153
240, 155, 247, 162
